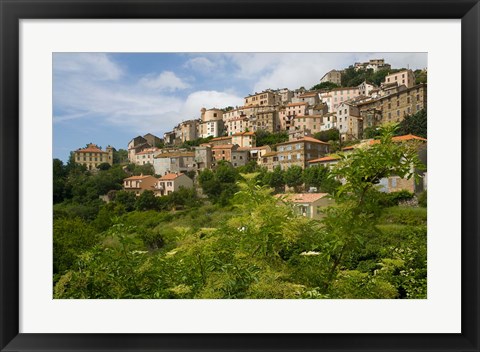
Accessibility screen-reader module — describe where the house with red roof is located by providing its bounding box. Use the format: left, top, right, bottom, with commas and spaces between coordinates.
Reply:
123, 174, 158, 196
73, 143, 113, 171
155, 173, 193, 197
275, 193, 333, 220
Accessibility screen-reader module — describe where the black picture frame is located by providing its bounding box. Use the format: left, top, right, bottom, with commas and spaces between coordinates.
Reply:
1, 1, 479, 351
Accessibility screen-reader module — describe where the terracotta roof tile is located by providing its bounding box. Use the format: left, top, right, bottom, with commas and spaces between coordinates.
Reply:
308, 155, 340, 163
212, 144, 235, 149
124, 175, 156, 181
159, 173, 184, 180
275, 193, 329, 203
76, 144, 107, 153
276, 136, 330, 146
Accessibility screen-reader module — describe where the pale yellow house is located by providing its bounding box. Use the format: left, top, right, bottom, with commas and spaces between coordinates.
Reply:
232, 131, 256, 148
74, 143, 113, 170
275, 193, 333, 220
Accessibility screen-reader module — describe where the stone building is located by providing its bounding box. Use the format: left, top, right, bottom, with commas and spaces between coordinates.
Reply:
275, 136, 330, 170
73, 143, 113, 170
244, 90, 281, 107
153, 152, 196, 176
199, 108, 224, 138
383, 69, 416, 88
356, 83, 427, 130
319, 69, 342, 85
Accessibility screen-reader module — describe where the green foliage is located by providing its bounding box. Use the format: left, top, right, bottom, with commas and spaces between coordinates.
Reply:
53, 159, 67, 203
126, 163, 155, 176
310, 82, 340, 91
236, 160, 259, 174
397, 109, 427, 138
97, 162, 111, 171
313, 128, 340, 142
198, 163, 240, 204
363, 126, 381, 139
180, 136, 213, 149
115, 191, 137, 212
378, 206, 427, 226
53, 125, 426, 299
341, 67, 397, 87
414, 69, 427, 84
113, 149, 128, 164
284, 165, 304, 191
255, 130, 288, 147
261, 166, 285, 193
417, 190, 427, 207
302, 165, 340, 194
135, 190, 159, 211
376, 190, 415, 207
53, 217, 99, 275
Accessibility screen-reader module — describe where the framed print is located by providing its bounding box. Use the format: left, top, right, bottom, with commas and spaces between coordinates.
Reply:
1, 0, 479, 351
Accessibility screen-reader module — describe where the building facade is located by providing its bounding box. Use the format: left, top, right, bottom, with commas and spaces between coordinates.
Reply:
155, 173, 193, 196
275, 136, 330, 169
73, 143, 114, 170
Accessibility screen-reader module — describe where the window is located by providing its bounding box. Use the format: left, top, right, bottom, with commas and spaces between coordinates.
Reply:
167, 182, 172, 186
239, 156, 243, 160
288, 155, 292, 160
397, 110, 400, 116
344, 109, 347, 114
233, 156, 236, 160
297, 153, 301, 159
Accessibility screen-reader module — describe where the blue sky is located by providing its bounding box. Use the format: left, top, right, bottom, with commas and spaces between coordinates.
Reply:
53, 52, 427, 162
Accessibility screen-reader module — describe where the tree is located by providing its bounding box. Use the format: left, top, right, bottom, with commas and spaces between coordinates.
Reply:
135, 190, 159, 211
397, 109, 427, 138
263, 166, 285, 193
113, 149, 128, 164
53, 159, 67, 203
115, 191, 137, 211
314, 128, 340, 142
283, 165, 304, 192
302, 165, 340, 194
255, 130, 288, 147
363, 126, 381, 139
97, 162, 111, 171
310, 82, 340, 91
414, 69, 427, 84
319, 124, 425, 290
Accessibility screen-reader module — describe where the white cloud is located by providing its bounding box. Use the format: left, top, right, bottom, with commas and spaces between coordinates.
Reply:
225, 53, 427, 92
181, 91, 244, 118
184, 57, 218, 73
53, 53, 123, 81
139, 71, 190, 91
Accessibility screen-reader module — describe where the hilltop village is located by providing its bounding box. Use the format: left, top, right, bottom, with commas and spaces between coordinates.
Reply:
71, 59, 428, 217
54, 59, 428, 299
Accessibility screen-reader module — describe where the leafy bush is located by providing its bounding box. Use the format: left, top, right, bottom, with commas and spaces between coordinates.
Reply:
378, 207, 427, 226
417, 190, 427, 207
